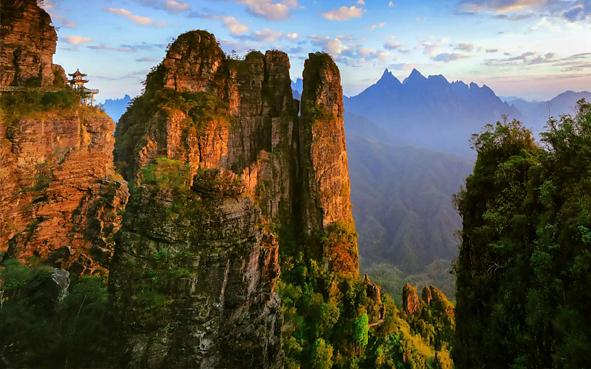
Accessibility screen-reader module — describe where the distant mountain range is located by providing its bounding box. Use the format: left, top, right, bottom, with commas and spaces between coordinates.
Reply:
507, 91, 591, 133
343, 69, 523, 157
347, 132, 473, 273
99, 94, 132, 123
292, 69, 590, 157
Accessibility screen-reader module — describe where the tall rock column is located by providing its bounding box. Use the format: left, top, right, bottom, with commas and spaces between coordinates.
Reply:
0, 0, 66, 87
298, 52, 358, 275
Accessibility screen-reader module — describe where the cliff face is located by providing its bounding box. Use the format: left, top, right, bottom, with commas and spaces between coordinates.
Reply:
109, 169, 282, 368
1, 108, 129, 274
0, 0, 66, 87
0, 0, 128, 274
110, 30, 364, 367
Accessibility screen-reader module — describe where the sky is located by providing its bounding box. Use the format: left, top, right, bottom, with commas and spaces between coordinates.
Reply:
42, 0, 591, 102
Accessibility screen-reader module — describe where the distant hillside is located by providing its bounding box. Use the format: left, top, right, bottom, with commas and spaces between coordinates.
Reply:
509, 90, 591, 134
345, 69, 523, 157
100, 94, 131, 123
346, 132, 473, 273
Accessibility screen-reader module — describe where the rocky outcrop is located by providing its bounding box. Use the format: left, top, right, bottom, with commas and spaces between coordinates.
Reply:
1, 109, 129, 273
109, 169, 282, 368
422, 285, 433, 305
0, 0, 66, 87
403, 283, 421, 314
110, 29, 372, 367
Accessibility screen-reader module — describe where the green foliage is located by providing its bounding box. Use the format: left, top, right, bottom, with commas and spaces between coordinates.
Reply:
0, 260, 110, 368
454, 99, 591, 368
277, 221, 452, 368
140, 157, 192, 190
1, 89, 85, 125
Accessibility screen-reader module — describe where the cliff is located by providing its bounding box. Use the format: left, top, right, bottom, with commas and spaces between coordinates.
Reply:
110, 30, 369, 367
0, 0, 128, 274
0, 0, 66, 87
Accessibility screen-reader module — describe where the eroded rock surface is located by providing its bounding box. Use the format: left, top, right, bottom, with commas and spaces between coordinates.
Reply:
0, 0, 66, 87
1, 111, 129, 273
109, 169, 282, 368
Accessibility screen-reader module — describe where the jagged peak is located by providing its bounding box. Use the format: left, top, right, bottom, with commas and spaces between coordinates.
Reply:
377, 68, 401, 85
427, 74, 449, 84
403, 68, 426, 85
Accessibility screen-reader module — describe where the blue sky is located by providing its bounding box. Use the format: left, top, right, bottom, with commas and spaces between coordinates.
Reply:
43, 0, 591, 102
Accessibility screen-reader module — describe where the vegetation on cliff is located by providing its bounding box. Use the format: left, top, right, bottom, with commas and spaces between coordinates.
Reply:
454, 99, 591, 368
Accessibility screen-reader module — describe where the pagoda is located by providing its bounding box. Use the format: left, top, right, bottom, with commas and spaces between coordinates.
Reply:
68, 69, 98, 105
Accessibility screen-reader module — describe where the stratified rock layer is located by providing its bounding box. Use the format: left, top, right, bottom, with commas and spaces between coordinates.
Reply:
0, 110, 128, 273
109, 170, 282, 369
0, 0, 66, 87
110, 30, 366, 368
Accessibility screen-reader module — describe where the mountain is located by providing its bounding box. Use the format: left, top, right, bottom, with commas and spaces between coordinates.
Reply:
344, 68, 523, 157
100, 94, 131, 122
344, 110, 406, 146
509, 90, 591, 133
346, 132, 473, 273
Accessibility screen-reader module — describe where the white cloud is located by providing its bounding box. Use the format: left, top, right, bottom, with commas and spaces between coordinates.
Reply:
384, 41, 404, 50
455, 42, 475, 51
225, 0, 298, 21
286, 32, 300, 39
388, 1, 394, 7
103, 8, 170, 26
88, 44, 136, 52
162, 0, 190, 13
222, 16, 249, 35
310, 35, 349, 56
365, 22, 386, 30
249, 28, 284, 42
322, 6, 364, 21
61, 35, 93, 45
433, 53, 470, 62
136, 56, 159, 62
357, 0, 365, 4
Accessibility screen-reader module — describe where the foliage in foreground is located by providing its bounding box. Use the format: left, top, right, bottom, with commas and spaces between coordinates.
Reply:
454, 99, 591, 368
0, 259, 109, 368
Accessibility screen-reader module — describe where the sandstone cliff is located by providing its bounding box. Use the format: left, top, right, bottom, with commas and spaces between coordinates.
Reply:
110, 30, 367, 367
0, 0, 128, 274
109, 168, 282, 368
0, 0, 66, 87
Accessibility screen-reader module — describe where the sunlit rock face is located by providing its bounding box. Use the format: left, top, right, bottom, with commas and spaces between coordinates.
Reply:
0, 0, 127, 274
109, 29, 364, 368
0, 0, 66, 87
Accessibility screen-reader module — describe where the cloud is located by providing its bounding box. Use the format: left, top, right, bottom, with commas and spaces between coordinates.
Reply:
222, 0, 298, 21
222, 16, 249, 35
365, 22, 386, 30
120, 42, 166, 51
286, 32, 299, 39
162, 0, 190, 13
389, 1, 394, 7
357, 0, 365, 4
61, 35, 93, 45
88, 44, 136, 52
387, 63, 419, 70
103, 8, 170, 26
433, 53, 470, 62
136, 56, 159, 62
241, 28, 284, 42
457, 0, 591, 23
218, 38, 260, 53
457, 0, 551, 14
322, 6, 364, 21
486, 48, 499, 53
384, 41, 404, 50
418, 38, 446, 56
455, 42, 475, 51
484, 51, 557, 66
310, 35, 349, 56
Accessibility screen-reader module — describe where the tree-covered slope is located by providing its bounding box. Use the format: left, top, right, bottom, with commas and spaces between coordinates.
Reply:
454, 99, 591, 368
347, 133, 473, 273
